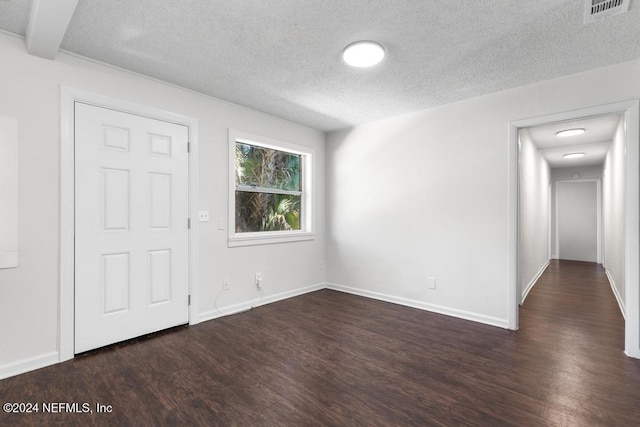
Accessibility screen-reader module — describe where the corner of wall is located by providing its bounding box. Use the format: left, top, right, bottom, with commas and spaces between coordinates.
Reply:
325, 283, 509, 329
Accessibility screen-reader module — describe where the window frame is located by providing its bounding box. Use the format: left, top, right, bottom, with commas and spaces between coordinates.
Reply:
228, 129, 314, 247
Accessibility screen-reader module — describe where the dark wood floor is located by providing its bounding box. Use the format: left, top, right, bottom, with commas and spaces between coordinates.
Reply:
2, 260, 639, 426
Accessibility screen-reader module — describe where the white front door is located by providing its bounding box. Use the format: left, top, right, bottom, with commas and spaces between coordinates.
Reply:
74, 102, 189, 353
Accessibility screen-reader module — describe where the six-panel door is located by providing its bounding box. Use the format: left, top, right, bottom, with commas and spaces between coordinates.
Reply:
74, 102, 189, 353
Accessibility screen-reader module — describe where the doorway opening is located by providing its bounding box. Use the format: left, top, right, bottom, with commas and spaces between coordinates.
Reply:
555, 179, 601, 263
508, 100, 640, 358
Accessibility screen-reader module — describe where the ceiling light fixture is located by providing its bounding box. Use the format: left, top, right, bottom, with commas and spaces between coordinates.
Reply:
342, 41, 385, 68
556, 128, 585, 137
563, 152, 585, 159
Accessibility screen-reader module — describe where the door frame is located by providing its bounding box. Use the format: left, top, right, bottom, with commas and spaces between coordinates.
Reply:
554, 179, 602, 263
508, 99, 640, 359
59, 87, 200, 361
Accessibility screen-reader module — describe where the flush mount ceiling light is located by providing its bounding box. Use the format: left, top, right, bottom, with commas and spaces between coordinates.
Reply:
563, 152, 585, 159
342, 41, 385, 67
556, 128, 585, 137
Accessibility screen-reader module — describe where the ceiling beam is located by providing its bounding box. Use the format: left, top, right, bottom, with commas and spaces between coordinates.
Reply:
25, 0, 79, 60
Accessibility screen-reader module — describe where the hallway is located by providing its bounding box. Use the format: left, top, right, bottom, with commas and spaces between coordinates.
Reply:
518, 259, 640, 423
520, 260, 623, 350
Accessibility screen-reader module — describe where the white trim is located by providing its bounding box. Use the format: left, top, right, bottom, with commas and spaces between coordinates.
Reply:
554, 179, 602, 263
605, 269, 626, 319
554, 184, 559, 262
0, 351, 59, 380
199, 282, 325, 323
326, 283, 509, 329
507, 124, 519, 330
59, 87, 200, 362
229, 232, 315, 247
202, 281, 510, 330
521, 260, 550, 304
59, 88, 73, 361
548, 182, 553, 260
187, 117, 201, 327
509, 99, 640, 359
228, 128, 315, 247
624, 101, 640, 359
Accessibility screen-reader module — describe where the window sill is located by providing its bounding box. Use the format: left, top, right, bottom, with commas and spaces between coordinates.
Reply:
228, 232, 315, 247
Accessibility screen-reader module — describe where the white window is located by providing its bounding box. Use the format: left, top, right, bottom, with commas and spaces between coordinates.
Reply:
228, 129, 314, 246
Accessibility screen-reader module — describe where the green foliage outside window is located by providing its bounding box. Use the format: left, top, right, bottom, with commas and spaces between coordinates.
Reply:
235, 142, 302, 232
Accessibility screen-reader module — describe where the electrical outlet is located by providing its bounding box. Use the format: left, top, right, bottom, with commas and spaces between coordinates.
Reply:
255, 272, 262, 290
427, 277, 436, 290
199, 210, 210, 222
223, 279, 229, 291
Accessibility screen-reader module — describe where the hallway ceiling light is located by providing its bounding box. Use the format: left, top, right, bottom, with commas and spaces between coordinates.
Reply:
563, 152, 585, 159
556, 128, 585, 137
342, 41, 385, 67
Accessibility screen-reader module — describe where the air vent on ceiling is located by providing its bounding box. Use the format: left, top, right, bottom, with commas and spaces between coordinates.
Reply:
584, 0, 630, 24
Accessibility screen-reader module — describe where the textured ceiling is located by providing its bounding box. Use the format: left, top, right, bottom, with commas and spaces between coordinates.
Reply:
1, 1, 640, 131
0, 0, 30, 34
526, 114, 621, 168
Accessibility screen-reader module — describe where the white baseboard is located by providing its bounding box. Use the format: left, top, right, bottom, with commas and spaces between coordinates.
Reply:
605, 269, 625, 319
201, 280, 510, 329
1, 280, 514, 380
0, 351, 59, 380
625, 347, 640, 359
199, 282, 326, 323
325, 282, 508, 329
521, 260, 550, 304
0, 251, 18, 269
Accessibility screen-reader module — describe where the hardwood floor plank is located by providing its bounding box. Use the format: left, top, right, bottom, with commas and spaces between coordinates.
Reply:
1, 260, 639, 425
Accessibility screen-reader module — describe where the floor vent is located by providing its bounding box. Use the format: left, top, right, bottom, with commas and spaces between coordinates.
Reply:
584, 0, 630, 24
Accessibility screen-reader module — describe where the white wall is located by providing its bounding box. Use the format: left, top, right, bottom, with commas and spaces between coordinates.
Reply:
551, 165, 603, 181
326, 57, 640, 328
603, 116, 626, 311
0, 116, 19, 268
0, 33, 326, 374
518, 129, 550, 302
